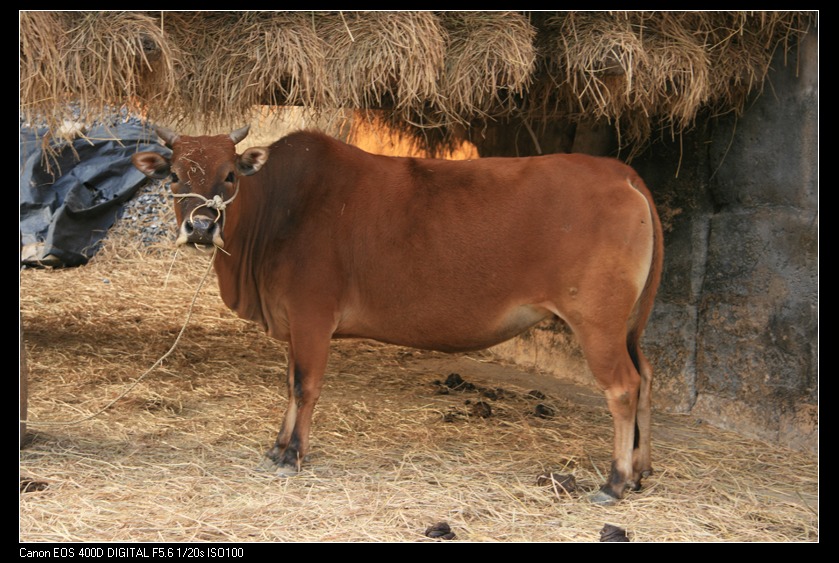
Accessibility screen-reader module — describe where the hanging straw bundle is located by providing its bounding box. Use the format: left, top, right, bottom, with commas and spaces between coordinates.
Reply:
20, 11, 175, 133
436, 12, 537, 124
318, 12, 446, 119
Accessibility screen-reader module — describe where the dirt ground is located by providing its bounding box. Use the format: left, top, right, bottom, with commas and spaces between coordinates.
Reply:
19, 236, 819, 542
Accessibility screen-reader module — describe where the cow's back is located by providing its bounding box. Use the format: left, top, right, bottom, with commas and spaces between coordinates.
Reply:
220, 132, 655, 351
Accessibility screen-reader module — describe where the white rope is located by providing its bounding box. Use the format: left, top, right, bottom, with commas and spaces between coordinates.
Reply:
172, 183, 239, 227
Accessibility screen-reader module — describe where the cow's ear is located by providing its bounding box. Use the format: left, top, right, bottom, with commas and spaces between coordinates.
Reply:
132, 152, 171, 179
237, 147, 269, 176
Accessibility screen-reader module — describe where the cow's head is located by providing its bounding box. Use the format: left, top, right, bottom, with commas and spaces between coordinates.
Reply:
132, 125, 269, 249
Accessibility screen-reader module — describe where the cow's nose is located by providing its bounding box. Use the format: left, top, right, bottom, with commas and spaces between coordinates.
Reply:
177, 216, 223, 247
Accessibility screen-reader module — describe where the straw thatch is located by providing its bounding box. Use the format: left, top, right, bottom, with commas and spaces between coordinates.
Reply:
19, 190, 819, 541
20, 12, 176, 127
162, 11, 331, 130
433, 12, 536, 125
19, 11, 815, 154
528, 11, 814, 155
322, 12, 446, 117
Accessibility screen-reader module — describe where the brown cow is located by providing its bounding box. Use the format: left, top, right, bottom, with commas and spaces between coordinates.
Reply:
132, 125, 664, 504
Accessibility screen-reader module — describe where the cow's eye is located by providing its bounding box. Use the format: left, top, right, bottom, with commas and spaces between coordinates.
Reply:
170, 172, 180, 183
225, 172, 235, 183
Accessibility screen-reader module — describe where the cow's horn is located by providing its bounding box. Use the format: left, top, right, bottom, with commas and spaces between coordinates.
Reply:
230, 125, 251, 145
154, 125, 180, 147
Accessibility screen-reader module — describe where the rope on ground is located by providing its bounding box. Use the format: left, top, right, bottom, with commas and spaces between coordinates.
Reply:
23, 247, 218, 428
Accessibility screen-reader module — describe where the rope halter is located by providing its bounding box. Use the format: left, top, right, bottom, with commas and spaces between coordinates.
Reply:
171, 181, 240, 229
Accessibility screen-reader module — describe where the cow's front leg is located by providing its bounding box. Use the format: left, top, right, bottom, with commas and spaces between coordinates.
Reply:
262, 328, 331, 476
262, 349, 300, 475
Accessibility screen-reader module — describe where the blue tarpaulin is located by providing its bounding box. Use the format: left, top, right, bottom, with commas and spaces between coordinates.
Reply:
19, 118, 170, 267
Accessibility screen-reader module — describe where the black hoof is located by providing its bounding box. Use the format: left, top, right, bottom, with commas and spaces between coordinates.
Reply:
258, 455, 299, 477
261, 443, 302, 476
589, 489, 621, 505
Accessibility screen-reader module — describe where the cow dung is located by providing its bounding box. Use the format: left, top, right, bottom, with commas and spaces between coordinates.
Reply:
536, 472, 577, 493
425, 521, 456, 540
599, 523, 630, 542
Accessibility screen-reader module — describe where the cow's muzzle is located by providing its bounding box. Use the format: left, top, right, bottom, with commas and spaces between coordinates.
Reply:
171, 185, 238, 249
176, 216, 224, 248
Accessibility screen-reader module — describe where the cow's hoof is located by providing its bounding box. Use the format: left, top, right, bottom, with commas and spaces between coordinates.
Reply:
273, 463, 299, 477
258, 456, 279, 472
258, 457, 299, 477
589, 489, 620, 506
259, 451, 297, 475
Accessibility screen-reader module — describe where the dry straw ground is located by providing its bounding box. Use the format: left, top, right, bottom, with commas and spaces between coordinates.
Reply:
19, 191, 818, 542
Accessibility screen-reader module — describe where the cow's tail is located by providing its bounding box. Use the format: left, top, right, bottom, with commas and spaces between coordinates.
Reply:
626, 174, 664, 373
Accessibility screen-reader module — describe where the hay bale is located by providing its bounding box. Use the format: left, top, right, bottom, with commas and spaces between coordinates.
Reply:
637, 13, 712, 143
319, 12, 446, 118
530, 11, 813, 153
19, 11, 815, 156
539, 12, 712, 149
540, 12, 649, 123
353, 12, 538, 153
436, 12, 537, 123
700, 12, 813, 117
20, 11, 174, 132
160, 12, 332, 132
19, 12, 66, 126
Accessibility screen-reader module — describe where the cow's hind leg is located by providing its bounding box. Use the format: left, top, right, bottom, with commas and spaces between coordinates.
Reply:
575, 327, 643, 505
631, 344, 654, 485
262, 328, 331, 476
